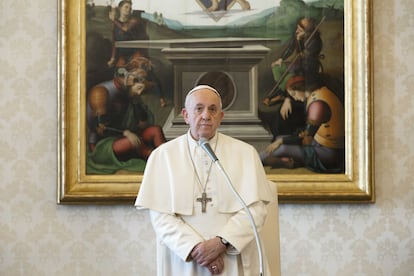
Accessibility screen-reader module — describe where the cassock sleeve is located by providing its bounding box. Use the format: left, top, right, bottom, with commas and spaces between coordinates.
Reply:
217, 200, 267, 254
149, 210, 204, 261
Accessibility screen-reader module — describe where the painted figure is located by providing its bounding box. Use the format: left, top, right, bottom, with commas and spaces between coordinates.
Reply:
107, 0, 148, 67
260, 16, 325, 141
260, 76, 345, 173
87, 54, 166, 174
263, 17, 324, 106
107, 0, 166, 107
200, 0, 251, 12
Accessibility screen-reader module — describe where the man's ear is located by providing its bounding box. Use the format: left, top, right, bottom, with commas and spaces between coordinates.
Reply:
181, 108, 189, 124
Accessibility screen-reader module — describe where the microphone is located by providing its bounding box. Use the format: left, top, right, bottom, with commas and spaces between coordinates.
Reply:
199, 136, 265, 276
199, 137, 219, 162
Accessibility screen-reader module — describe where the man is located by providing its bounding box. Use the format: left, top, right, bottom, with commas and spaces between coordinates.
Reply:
263, 17, 323, 106
86, 57, 166, 174
260, 76, 345, 173
135, 85, 278, 275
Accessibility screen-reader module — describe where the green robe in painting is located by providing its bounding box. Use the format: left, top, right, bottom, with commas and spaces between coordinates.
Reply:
86, 91, 153, 174
86, 137, 146, 174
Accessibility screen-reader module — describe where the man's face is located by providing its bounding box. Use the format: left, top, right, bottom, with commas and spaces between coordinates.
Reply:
287, 88, 307, 102
120, 3, 132, 17
125, 68, 148, 96
182, 89, 224, 140
295, 24, 306, 40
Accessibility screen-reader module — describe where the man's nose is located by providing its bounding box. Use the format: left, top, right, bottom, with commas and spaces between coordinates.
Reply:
201, 109, 211, 119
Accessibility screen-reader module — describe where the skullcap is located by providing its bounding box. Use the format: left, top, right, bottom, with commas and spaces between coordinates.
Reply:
187, 85, 221, 98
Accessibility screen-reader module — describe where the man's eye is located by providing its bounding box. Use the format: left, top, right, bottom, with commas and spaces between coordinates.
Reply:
209, 107, 217, 114
133, 77, 145, 83
195, 107, 203, 113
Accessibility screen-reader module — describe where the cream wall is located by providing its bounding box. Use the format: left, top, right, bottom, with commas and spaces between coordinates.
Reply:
1, 1, 413, 275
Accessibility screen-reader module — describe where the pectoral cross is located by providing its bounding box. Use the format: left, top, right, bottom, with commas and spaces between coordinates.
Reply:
196, 192, 212, 213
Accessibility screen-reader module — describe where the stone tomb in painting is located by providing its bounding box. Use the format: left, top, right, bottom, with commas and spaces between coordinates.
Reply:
116, 38, 274, 143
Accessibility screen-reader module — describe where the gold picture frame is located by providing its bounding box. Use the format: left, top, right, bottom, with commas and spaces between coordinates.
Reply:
57, 0, 374, 204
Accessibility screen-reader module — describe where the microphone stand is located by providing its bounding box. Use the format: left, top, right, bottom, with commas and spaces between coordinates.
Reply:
212, 159, 265, 276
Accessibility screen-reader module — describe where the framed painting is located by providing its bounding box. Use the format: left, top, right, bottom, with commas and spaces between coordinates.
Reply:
57, 0, 374, 204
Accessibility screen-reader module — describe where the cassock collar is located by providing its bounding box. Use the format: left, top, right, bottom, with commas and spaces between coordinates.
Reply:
186, 131, 218, 154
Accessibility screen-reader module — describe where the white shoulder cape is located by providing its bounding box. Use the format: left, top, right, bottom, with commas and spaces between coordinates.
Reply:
135, 133, 275, 215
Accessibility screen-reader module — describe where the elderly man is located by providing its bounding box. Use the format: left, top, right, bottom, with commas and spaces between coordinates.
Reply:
135, 85, 279, 275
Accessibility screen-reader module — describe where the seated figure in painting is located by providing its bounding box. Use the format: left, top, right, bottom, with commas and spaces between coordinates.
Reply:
260, 75, 345, 173
259, 16, 324, 141
259, 58, 307, 142
86, 54, 166, 174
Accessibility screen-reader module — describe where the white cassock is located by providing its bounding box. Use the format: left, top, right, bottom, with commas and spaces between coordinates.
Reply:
135, 131, 279, 276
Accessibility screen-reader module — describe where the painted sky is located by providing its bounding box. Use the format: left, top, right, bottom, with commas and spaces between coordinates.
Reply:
91, 0, 282, 26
